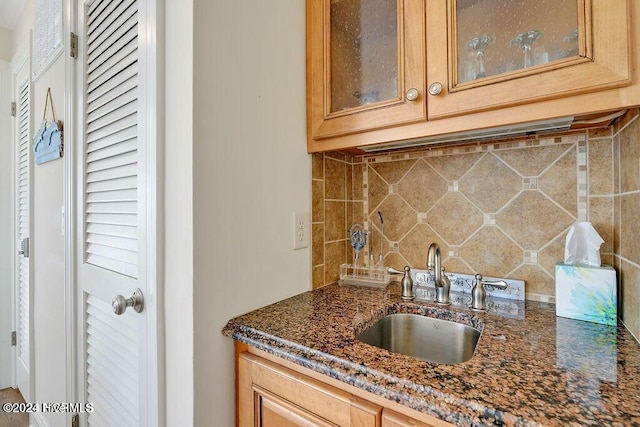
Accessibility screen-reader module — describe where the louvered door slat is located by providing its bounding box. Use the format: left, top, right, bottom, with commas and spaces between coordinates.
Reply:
87, 37, 137, 85
86, 176, 137, 194
87, 53, 137, 94
86, 101, 137, 136
86, 89, 137, 124
87, 139, 136, 163
85, 163, 137, 183
87, 0, 136, 52
85, 295, 138, 426
86, 112, 136, 145
87, 67, 137, 106
16, 77, 30, 371
84, 0, 139, 277
86, 223, 136, 240
86, 188, 137, 203
87, 10, 137, 72
86, 153, 137, 177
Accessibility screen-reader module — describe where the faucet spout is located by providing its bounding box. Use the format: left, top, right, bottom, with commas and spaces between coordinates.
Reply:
427, 243, 450, 305
427, 243, 442, 286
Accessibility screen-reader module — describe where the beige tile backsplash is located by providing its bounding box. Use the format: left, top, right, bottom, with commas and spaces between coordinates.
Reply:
311, 111, 639, 342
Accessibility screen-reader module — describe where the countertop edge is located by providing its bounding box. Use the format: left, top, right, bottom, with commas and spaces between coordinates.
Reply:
224, 322, 523, 426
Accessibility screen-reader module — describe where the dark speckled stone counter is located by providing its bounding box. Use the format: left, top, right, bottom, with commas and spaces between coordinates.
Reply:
222, 283, 640, 426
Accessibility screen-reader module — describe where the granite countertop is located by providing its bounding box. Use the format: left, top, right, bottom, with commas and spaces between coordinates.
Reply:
222, 282, 640, 426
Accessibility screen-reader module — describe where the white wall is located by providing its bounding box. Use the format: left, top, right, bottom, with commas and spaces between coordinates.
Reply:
192, 1, 310, 425
0, 27, 12, 61
31, 55, 66, 427
11, 1, 31, 55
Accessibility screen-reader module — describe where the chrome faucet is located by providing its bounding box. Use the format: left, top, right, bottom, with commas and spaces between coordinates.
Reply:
427, 243, 450, 305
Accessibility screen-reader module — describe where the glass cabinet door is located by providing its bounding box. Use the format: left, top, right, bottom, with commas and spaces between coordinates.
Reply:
426, 0, 630, 119
308, 0, 426, 141
330, 0, 399, 112
455, 0, 579, 84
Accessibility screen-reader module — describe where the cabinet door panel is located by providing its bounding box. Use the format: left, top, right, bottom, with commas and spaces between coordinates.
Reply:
382, 409, 435, 427
426, 0, 630, 119
255, 387, 337, 427
308, 0, 426, 140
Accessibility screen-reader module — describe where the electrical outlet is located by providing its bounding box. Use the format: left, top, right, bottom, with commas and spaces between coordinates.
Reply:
293, 212, 309, 250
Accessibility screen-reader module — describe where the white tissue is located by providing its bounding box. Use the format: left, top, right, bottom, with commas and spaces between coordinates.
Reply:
564, 222, 604, 266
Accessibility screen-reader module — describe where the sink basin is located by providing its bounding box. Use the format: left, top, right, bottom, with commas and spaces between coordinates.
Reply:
356, 313, 481, 364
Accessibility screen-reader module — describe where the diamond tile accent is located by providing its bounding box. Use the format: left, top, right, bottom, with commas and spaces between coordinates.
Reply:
426, 152, 484, 180
367, 166, 389, 212
370, 195, 416, 242
369, 159, 416, 184
460, 227, 523, 277
524, 251, 538, 264
523, 177, 537, 190
459, 153, 521, 213
496, 191, 574, 250
399, 224, 447, 270
538, 147, 578, 215
427, 192, 483, 245
538, 234, 565, 277
494, 144, 572, 176
398, 160, 447, 212
511, 264, 554, 297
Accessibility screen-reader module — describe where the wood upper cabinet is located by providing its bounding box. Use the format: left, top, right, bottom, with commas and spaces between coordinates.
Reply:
307, 0, 426, 140
306, 0, 638, 153
426, 0, 631, 119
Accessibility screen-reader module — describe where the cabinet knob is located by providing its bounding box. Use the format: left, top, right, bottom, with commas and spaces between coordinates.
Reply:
428, 82, 443, 96
405, 88, 419, 101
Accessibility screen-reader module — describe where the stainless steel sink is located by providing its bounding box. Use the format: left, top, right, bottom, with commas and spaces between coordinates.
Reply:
356, 313, 481, 364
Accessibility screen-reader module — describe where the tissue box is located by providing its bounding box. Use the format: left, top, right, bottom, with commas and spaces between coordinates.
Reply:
555, 263, 617, 326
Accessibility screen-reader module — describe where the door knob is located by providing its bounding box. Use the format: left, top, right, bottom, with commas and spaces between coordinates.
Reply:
112, 288, 144, 315
428, 82, 443, 96
405, 88, 419, 101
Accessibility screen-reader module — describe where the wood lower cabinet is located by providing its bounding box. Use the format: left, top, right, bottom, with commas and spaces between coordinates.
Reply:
236, 345, 453, 427
382, 410, 435, 427
238, 352, 381, 427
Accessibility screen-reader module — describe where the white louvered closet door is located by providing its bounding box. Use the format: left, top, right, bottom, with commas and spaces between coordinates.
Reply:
76, 0, 158, 426
14, 55, 32, 403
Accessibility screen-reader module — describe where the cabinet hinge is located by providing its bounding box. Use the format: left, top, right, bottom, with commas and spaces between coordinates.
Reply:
70, 32, 78, 58
11, 331, 16, 346
10, 102, 16, 117
71, 414, 79, 427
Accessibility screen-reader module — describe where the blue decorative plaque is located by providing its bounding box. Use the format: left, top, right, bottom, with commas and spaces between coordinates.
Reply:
33, 119, 63, 164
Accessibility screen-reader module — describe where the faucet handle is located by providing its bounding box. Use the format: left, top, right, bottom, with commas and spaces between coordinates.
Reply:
387, 267, 404, 275
476, 273, 508, 290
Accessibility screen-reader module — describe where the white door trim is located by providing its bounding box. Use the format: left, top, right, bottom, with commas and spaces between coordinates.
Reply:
63, 2, 77, 426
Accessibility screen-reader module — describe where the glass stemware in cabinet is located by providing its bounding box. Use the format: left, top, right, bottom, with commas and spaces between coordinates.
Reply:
465, 35, 495, 80
510, 30, 542, 69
